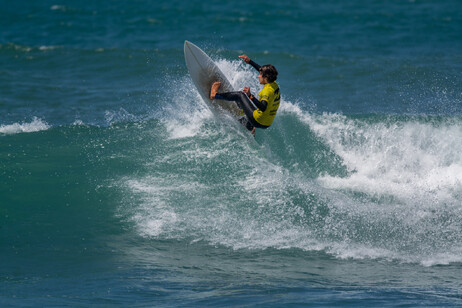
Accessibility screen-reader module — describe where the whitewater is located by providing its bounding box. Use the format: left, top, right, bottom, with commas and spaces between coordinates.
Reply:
86, 58, 461, 268
2, 1, 462, 305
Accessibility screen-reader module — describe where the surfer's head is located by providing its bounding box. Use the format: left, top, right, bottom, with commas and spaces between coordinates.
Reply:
259, 65, 278, 83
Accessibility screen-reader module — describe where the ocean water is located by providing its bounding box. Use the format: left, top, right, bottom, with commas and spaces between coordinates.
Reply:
1, 0, 462, 306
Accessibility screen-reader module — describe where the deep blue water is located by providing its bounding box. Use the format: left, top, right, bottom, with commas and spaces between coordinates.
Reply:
1, 1, 462, 306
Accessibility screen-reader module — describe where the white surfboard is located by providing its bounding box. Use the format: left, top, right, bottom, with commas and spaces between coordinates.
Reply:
184, 41, 241, 117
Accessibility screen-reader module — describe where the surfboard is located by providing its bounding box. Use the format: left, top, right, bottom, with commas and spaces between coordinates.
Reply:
184, 41, 241, 117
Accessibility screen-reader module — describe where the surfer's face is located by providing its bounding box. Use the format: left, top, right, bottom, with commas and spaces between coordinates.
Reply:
258, 72, 268, 84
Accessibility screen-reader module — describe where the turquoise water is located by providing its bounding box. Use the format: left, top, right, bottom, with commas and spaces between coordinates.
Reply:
1, 1, 462, 306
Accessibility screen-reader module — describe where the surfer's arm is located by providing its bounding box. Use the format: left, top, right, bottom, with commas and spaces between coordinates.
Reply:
239, 55, 261, 71
248, 94, 267, 112
248, 60, 261, 71
243, 87, 267, 112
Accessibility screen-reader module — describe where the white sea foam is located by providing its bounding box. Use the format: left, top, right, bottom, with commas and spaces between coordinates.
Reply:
279, 101, 462, 204
72, 119, 86, 126
278, 105, 462, 265
104, 108, 138, 124
121, 58, 462, 266
0, 117, 50, 135
298, 111, 462, 206
125, 178, 181, 237
164, 106, 212, 139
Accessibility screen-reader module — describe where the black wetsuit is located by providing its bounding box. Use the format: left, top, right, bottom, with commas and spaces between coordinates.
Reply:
214, 60, 269, 131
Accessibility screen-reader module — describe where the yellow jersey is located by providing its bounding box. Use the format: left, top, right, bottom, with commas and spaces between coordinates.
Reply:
253, 81, 280, 127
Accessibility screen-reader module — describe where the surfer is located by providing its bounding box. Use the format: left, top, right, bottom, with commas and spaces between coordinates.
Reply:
210, 55, 280, 135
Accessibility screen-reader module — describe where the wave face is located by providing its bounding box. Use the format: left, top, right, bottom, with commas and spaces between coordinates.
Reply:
2, 55, 461, 269
90, 59, 461, 267
119, 114, 462, 266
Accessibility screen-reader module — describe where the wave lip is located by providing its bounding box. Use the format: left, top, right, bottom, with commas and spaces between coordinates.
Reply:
0, 117, 50, 135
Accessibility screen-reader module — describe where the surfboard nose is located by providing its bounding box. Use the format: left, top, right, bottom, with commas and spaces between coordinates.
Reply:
184, 40, 193, 54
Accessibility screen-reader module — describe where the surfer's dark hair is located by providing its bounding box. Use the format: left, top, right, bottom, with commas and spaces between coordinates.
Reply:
259, 65, 278, 82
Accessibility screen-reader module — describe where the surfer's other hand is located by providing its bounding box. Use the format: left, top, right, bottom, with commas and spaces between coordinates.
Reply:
243, 87, 251, 95
239, 55, 250, 63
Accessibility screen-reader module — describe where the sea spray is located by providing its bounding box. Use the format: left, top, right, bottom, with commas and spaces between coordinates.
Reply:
0, 117, 50, 135
3, 0, 462, 305
117, 57, 462, 266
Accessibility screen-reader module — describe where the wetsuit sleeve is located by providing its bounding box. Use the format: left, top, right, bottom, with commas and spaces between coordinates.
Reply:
247, 59, 266, 111
248, 59, 261, 71
249, 95, 267, 112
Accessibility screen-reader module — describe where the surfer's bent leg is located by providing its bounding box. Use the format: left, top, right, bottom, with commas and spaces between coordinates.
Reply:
238, 117, 255, 131
215, 91, 267, 129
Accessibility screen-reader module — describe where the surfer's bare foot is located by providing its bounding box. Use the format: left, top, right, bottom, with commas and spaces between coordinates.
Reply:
210, 82, 221, 100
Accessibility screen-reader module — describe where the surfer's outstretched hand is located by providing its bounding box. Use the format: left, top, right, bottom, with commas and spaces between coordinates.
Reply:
239, 55, 250, 63
243, 87, 251, 96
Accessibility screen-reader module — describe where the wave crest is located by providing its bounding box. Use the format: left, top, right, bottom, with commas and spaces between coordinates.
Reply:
0, 117, 50, 135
